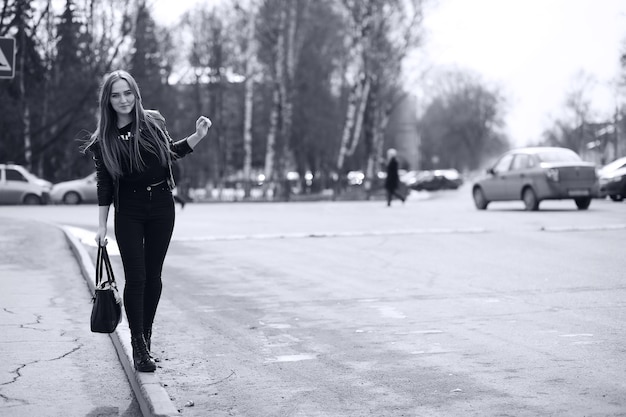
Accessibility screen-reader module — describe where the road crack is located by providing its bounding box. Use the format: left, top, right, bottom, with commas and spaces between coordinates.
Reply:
0, 341, 82, 406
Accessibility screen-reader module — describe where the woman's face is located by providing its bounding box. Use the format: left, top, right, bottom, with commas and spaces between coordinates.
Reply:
109, 79, 136, 117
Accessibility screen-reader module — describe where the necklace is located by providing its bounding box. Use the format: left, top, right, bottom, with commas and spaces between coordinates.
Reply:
118, 122, 134, 141
118, 131, 134, 141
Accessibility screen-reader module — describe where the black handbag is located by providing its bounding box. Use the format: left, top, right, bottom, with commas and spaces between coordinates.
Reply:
90, 245, 122, 333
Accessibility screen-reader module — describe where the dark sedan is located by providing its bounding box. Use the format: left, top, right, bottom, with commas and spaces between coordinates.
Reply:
472, 147, 599, 211
598, 157, 626, 202
406, 169, 463, 191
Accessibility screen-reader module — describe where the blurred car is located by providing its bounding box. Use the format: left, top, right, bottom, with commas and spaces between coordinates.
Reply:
50, 172, 98, 204
472, 147, 599, 211
0, 163, 51, 205
347, 171, 365, 186
407, 169, 463, 191
598, 157, 626, 202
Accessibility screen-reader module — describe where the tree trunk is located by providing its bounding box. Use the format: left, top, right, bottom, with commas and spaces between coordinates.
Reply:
264, 0, 287, 199
264, 86, 280, 198
365, 106, 389, 200
346, 75, 371, 156
38, 0, 53, 178
336, 76, 362, 172
278, 0, 297, 201
18, 14, 31, 170
335, 1, 372, 191
242, 8, 257, 198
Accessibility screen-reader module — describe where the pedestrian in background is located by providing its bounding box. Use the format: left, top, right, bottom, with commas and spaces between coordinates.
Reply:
384, 148, 405, 206
83, 70, 212, 372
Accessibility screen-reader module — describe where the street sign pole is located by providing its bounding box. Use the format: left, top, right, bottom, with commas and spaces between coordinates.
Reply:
0, 37, 16, 79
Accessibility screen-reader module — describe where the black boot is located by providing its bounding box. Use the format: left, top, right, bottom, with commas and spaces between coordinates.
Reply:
131, 333, 156, 372
144, 327, 160, 362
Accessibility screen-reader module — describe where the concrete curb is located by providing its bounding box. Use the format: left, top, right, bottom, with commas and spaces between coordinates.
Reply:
61, 225, 181, 417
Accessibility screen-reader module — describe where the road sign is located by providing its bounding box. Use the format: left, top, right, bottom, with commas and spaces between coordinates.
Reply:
0, 37, 16, 79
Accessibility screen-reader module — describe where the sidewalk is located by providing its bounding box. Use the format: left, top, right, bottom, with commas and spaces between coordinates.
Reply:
62, 225, 181, 417
0, 216, 140, 417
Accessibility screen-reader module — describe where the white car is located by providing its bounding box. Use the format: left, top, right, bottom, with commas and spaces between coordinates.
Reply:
50, 172, 98, 204
472, 147, 598, 211
0, 164, 52, 205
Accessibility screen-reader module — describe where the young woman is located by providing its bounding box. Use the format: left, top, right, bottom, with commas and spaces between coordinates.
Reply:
84, 70, 211, 372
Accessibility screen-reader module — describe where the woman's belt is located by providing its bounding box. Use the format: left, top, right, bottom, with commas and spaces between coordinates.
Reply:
149, 179, 166, 187
119, 179, 167, 192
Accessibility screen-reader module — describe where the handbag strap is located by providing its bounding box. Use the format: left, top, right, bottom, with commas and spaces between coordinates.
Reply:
95, 245, 104, 286
96, 245, 116, 287
102, 246, 116, 285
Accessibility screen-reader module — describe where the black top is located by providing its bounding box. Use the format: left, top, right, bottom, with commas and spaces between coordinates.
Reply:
117, 122, 168, 187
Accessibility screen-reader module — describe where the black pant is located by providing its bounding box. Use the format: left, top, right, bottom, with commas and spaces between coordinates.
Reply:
386, 188, 405, 206
115, 184, 175, 335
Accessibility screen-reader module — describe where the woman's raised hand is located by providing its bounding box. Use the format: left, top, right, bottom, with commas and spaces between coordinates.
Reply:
195, 116, 212, 138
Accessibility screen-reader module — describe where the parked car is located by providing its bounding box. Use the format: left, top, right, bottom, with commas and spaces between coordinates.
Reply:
598, 157, 626, 202
346, 170, 365, 186
0, 163, 51, 205
50, 172, 98, 204
408, 169, 463, 191
472, 147, 599, 211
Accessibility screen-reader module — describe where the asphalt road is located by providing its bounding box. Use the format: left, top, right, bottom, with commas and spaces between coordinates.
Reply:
2, 187, 625, 416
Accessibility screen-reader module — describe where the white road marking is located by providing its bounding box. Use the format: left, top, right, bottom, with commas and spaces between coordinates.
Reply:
171, 227, 488, 242
266, 354, 317, 363
541, 224, 626, 232
395, 329, 444, 335
376, 306, 407, 319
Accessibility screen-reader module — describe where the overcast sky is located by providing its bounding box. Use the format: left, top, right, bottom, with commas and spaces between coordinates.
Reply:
152, 0, 626, 146
418, 0, 626, 145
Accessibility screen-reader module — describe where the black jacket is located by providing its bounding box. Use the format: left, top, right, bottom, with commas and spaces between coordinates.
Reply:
89, 110, 193, 210
385, 157, 400, 191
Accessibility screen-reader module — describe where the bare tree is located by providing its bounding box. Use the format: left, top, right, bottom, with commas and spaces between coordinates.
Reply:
542, 71, 597, 155
335, 0, 424, 196
418, 69, 509, 172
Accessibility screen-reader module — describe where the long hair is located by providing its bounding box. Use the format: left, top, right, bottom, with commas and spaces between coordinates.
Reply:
84, 70, 169, 179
